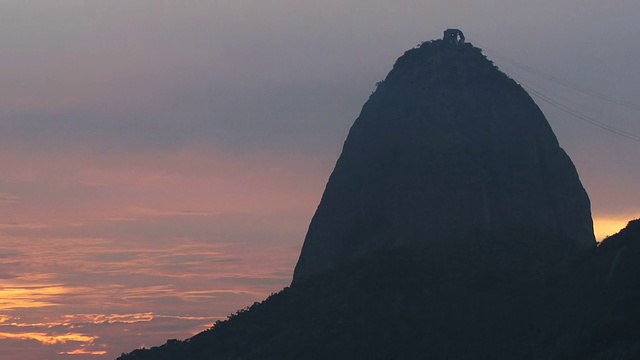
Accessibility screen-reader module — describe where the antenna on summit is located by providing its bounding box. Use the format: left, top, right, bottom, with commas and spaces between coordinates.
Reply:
443, 29, 465, 46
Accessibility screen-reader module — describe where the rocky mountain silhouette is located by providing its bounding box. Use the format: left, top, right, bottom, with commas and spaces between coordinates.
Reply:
293, 36, 595, 283
567, 219, 640, 359
116, 33, 639, 360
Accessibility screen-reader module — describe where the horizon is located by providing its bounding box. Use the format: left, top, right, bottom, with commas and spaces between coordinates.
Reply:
1, 2, 639, 359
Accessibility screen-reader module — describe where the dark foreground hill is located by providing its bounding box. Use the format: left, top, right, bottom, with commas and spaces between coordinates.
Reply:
117, 34, 639, 360
118, 220, 640, 360
567, 219, 640, 359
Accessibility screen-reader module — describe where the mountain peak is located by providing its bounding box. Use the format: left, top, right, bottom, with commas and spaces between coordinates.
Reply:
293, 37, 596, 284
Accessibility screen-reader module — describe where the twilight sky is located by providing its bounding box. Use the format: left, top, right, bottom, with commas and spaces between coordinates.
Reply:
1, 1, 639, 359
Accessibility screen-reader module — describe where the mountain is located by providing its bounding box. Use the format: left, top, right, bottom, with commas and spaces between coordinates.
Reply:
116, 33, 638, 360
293, 36, 595, 284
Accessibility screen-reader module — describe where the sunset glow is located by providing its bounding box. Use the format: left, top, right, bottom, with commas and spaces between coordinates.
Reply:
0, 144, 325, 358
593, 216, 635, 241
0, 332, 97, 345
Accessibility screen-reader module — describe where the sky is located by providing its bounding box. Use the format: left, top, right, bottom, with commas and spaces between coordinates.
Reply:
0, 1, 639, 359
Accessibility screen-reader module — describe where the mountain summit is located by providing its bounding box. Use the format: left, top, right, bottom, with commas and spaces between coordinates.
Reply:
293, 35, 596, 283
117, 34, 637, 360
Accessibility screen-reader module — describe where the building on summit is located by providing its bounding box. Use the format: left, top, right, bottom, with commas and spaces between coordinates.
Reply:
443, 29, 465, 46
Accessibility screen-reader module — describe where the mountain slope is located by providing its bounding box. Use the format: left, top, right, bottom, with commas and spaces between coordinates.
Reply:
563, 219, 640, 360
116, 35, 633, 360
117, 241, 569, 359
293, 39, 595, 283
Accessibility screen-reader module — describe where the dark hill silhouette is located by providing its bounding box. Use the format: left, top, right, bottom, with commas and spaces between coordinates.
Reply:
293, 38, 595, 284
116, 35, 638, 360
117, 220, 640, 360
562, 219, 640, 360
117, 245, 568, 359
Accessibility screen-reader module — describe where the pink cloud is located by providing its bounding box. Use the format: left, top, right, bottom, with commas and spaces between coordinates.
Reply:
0, 144, 321, 358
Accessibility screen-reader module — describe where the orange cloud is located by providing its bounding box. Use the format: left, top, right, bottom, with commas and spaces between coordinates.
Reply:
0, 286, 70, 310
0, 331, 97, 345
0, 222, 49, 230
59, 348, 108, 355
64, 313, 155, 325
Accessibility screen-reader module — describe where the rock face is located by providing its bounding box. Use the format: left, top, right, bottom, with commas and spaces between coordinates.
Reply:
293, 39, 596, 283
115, 37, 628, 360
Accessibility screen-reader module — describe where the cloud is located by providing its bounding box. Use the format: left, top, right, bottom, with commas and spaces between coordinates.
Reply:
0, 231, 293, 342
0, 331, 97, 345
0, 193, 18, 204
127, 207, 220, 218
59, 348, 108, 356
64, 313, 155, 325
0, 310, 222, 358
0, 286, 71, 311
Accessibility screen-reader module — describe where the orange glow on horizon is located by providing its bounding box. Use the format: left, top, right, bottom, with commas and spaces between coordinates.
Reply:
593, 216, 636, 241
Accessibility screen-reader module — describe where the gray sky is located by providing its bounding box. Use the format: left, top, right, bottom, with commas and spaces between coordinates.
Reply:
2, 1, 639, 172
